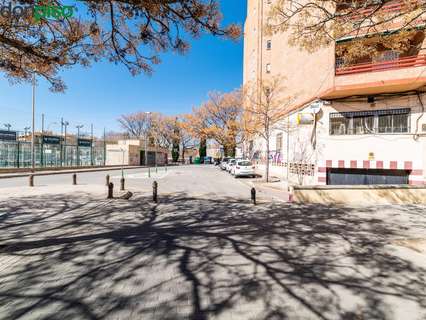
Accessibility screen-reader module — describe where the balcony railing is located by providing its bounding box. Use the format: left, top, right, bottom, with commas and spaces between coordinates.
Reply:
343, 0, 417, 20
335, 54, 426, 75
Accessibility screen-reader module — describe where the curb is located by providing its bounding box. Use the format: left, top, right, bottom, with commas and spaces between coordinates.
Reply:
0, 166, 147, 179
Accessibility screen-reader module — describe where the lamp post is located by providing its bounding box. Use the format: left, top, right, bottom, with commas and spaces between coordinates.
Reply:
76, 124, 84, 166
4, 123, 11, 131
62, 120, 69, 166
145, 112, 151, 177
31, 73, 36, 172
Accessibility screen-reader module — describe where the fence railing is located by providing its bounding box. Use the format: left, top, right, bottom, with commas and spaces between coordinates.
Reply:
0, 141, 105, 169
335, 54, 426, 75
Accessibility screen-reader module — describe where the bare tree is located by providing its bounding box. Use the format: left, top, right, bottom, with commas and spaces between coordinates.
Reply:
268, 0, 424, 63
244, 76, 293, 182
118, 112, 152, 138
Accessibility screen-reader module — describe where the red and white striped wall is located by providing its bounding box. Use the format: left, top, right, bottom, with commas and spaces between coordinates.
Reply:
317, 160, 424, 185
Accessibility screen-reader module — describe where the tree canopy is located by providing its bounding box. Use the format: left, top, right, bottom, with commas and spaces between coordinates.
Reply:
268, 0, 425, 62
0, 0, 240, 91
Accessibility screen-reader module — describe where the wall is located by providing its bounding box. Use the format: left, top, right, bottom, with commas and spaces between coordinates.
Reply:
252, 93, 426, 186
293, 185, 426, 205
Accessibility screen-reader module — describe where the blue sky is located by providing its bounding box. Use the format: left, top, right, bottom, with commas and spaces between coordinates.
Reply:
0, 0, 246, 137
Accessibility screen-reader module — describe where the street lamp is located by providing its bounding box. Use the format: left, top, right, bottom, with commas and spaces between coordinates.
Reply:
144, 112, 151, 177
62, 120, 69, 166
76, 124, 84, 166
4, 123, 11, 131
31, 73, 36, 172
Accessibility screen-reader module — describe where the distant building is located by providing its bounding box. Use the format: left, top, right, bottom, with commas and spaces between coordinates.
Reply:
106, 139, 168, 166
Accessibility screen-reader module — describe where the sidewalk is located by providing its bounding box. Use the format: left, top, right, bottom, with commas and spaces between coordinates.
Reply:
0, 165, 145, 179
239, 178, 291, 203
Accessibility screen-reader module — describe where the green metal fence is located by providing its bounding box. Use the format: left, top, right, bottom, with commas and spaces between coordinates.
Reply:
0, 141, 105, 168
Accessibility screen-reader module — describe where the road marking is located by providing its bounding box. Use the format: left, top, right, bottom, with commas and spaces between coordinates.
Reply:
111, 171, 170, 180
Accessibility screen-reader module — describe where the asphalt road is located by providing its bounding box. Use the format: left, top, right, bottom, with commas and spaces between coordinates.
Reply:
0, 165, 425, 320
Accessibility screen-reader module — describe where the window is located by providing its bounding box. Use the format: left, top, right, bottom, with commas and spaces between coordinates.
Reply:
266, 40, 272, 50
266, 63, 271, 73
330, 108, 410, 135
276, 133, 282, 151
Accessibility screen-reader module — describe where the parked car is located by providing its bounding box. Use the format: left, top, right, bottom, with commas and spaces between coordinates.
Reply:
226, 159, 236, 173
233, 160, 255, 178
220, 157, 231, 170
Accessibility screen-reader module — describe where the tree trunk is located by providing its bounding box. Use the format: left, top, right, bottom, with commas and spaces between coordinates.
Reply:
265, 138, 270, 183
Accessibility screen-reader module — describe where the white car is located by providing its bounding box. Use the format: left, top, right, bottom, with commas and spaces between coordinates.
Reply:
233, 160, 256, 178
226, 159, 236, 173
220, 157, 231, 170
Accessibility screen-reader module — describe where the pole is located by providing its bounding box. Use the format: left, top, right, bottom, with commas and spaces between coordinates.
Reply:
103, 127, 106, 166
286, 115, 290, 182
40, 113, 44, 167
31, 73, 35, 172
64, 122, 67, 166
60, 118, 63, 167
121, 148, 124, 179
91, 123, 94, 166
77, 126, 79, 166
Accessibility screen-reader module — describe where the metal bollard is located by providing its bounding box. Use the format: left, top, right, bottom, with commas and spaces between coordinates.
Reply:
29, 175, 34, 187
120, 177, 125, 191
251, 187, 256, 205
152, 181, 158, 203
165, 165, 167, 172
107, 182, 114, 199
148, 167, 151, 178
72, 173, 77, 185
105, 174, 110, 186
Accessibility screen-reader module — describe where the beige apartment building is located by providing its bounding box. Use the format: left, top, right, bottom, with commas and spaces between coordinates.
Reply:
244, 0, 426, 185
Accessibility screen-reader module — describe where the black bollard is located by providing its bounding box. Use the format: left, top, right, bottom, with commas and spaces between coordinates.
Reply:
152, 181, 158, 203
72, 173, 77, 185
105, 174, 110, 186
29, 175, 34, 187
107, 182, 114, 199
251, 187, 256, 205
120, 177, 125, 191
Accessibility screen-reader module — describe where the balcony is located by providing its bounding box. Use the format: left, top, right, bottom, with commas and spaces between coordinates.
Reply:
336, 54, 426, 75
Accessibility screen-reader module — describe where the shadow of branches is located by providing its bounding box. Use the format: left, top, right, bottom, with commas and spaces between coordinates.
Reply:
0, 193, 425, 320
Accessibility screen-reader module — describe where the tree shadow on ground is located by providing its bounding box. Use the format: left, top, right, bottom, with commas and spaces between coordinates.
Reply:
0, 193, 425, 320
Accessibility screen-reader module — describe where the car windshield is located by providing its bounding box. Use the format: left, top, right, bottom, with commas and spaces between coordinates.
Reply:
238, 161, 252, 166
229, 160, 236, 164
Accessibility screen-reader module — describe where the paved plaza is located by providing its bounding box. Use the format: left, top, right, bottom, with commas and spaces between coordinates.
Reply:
0, 166, 425, 320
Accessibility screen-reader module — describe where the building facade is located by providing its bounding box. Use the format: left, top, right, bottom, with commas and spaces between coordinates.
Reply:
106, 139, 168, 166
244, 0, 426, 185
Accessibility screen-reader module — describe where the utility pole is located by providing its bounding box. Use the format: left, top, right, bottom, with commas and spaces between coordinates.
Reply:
41, 113, 45, 134
31, 73, 36, 172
